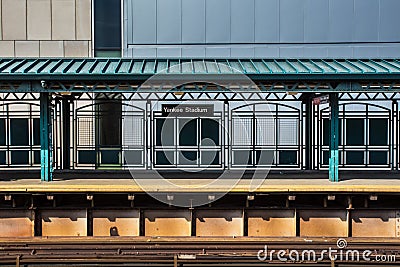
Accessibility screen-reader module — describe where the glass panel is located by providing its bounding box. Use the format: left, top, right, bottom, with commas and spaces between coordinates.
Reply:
10, 119, 29, 146
346, 119, 364, 145
369, 151, 388, 165
279, 151, 297, 165
369, 119, 388, 146
278, 118, 298, 145
11, 151, 29, 165
33, 118, 40, 145
256, 117, 275, 145
0, 119, 5, 146
94, 0, 121, 50
78, 150, 96, 164
34, 151, 40, 164
233, 150, 252, 165
0, 151, 6, 165
346, 151, 364, 165
100, 150, 120, 165
95, 51, 121, 57
97, 102, 122, 147
232, 116, 252, 145
201, 119, 219, 146
201, 151, 220, 166
156, 151, 174, 165
323, 119, 329, 146
179, 151, 197, 165
255, 150, 274, 165
124, 150, 143, 165
156, 119, 174, 146
179, 119, 197, 146
323, 150, 329, 165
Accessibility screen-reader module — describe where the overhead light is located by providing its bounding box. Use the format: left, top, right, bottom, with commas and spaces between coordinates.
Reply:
167, 194, 174, 201
4, 195, 11, 201
46, 194, 54, 201
128, 194, 135, 201
288, 195, 296, 201
247, 194, 255, 201
87, 194, 94, 201
369, 195, 378, 201
327, 195, 336, 201
208, 195, 215, 201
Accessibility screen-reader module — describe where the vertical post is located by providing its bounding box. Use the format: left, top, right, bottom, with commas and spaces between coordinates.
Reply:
40, 93, 53, 182
329, 93, 339, 182
305, 98, 313, 170
62, 98, 70, 169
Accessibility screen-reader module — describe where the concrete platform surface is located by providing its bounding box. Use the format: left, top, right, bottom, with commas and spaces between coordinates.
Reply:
0, 178, 399, 193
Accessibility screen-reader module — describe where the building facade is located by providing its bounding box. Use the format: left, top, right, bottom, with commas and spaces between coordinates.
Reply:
0, 1, 399, 265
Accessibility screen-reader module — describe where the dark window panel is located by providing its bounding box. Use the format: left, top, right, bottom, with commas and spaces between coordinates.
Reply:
100, 150, 120, 165
10, 119, 29, 146
179, 151, 197, 165
279, 151, 297, 165
156, 119, 174, 146
233, 150, 252, 165
0, 119, 5, 146
201, 151, 220, 166
0, 151, 6, 165
346, 151, 364, 165
78, 150, 96, 164
34, 151, 40, 165
369, 119, 388, 146
369, 151, 388, 165
156, 151, 174, 165
179, 119, 197, 146
201, 119, 219, 146
346, 119, 364, 146
124, 150, 143, 165
94, 0, 121, 50
11, 151, 29, 165
255, 150, 274, 166
33, 118, 40, 145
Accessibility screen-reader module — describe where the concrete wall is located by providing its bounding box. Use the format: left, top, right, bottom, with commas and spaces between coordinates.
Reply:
0, 0, 92, 57
123, 0, 400, 58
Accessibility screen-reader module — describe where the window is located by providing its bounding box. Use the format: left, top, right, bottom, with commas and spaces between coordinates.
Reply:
94, 0, 121, 57
154, 117, 221, 168
0, 104, 40, 167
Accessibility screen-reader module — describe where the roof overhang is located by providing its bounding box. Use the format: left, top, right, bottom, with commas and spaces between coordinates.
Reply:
0, 58, 399, 93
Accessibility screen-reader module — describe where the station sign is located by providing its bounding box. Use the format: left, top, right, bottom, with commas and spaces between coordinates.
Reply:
161, 104, 214, 117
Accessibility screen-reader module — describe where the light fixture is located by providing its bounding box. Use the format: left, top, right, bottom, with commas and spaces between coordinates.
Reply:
327, 195, 336, 201
247, 194, 255, 201
369, 195, 378, 201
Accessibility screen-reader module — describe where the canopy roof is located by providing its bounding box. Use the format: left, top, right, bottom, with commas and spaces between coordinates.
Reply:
0, 58, 399, 81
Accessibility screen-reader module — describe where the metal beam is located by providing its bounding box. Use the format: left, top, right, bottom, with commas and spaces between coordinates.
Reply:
40, 93, 53, 182
329, 93, 339, 182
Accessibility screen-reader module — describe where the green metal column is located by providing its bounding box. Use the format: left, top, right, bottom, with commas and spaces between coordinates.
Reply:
40, 93, 53, 181
329, 93, 339, 182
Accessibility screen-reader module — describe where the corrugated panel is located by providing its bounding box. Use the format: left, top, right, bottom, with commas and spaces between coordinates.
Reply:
0, 59, 399, 76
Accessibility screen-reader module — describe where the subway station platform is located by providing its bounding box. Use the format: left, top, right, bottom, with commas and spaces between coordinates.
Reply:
0, 177, 400, 193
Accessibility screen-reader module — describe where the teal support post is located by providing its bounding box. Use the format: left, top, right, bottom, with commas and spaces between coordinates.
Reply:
40, 93, 53, 181
329, 93, 339, 182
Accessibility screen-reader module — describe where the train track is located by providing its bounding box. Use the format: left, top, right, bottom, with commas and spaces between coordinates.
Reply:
1, 237, 399, 265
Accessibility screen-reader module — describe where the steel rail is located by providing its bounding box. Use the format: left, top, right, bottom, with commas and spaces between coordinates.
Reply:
0, 238, 399, 265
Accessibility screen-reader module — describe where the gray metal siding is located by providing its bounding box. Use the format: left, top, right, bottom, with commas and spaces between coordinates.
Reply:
124, 0, 400, 58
